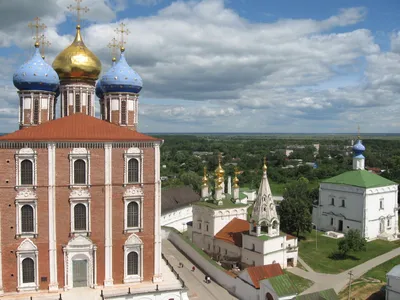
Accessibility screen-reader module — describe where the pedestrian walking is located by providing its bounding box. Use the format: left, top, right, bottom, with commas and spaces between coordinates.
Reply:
192, 266, 196, 272
206, 275, 211, 284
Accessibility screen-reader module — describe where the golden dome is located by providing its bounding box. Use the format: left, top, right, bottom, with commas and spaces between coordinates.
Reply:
215, 164, 225, 178
52, 25, 101, 81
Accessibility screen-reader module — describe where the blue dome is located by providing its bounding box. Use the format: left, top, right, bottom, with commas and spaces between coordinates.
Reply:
13, 46, 59, 92
100, 51, 143, 94
95, 80, 104, 99
353, 139, 365, 157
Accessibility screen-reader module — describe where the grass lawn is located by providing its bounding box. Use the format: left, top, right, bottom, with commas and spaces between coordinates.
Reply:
284, 271, 313, 293
364, 255, 400, 282
299, 230, 400, 274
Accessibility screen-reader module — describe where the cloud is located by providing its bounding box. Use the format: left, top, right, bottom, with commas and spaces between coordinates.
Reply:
133, 0, 162, 6
0, 0, 399, 133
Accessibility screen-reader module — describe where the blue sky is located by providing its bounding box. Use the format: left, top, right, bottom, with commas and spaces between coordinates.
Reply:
1, 0, 400, 133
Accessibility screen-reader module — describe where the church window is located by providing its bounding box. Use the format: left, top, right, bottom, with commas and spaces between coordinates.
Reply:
121, 100, 127, 125
33, 97, 39, 124
106, 100, 110, 121
21, 159, 33, 185
74, 159, 86, 184
198, 222, 202, 230
330, 218, 334, 225
19, 97, 23, 123
380, 199, 384, 210
127, 202, 139, 228
206, 224, 209, 231
22, 258, 35, 283
21, 205, 34, 233
387, 218, 391, 228
100, 101, 105, 119
88, 94, 92, 116
128, 159, 139, 183
63, 92, 68, 116
75, 93, 81, 113
74, 204, 87, 231
272, 220, 278, 229
69, 148, 90, 187
127, 252, 139, 275
341, 199, 345, 207
124, 148, 143, 186
331, 198, 335, 206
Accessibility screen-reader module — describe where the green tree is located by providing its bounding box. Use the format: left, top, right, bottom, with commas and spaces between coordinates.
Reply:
337, 229, 366, 256
279, 178, 312, 237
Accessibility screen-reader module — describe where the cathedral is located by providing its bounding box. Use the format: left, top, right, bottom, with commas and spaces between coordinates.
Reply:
0, 4, 187, 299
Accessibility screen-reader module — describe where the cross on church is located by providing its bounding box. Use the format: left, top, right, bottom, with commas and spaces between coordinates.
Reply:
39, 34, 51, 58
357, 124, 361, 140
108, 37, 119, 61
67, 0, 89, 26
115, 23, 130, 51
28, 17, 47, 45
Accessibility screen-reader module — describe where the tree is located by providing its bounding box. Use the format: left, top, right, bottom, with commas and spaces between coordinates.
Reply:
279, 178, 312, 237
337, 229, 366, 256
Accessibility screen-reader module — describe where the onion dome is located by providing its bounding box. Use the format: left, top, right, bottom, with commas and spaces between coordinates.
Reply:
95, 80, 104, 98
100, 49, 143, 94
13, 43, 59, 92
52, 25, 101, 81
353, 139, 365, 157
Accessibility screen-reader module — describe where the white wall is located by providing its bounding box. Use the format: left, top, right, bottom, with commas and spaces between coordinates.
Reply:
387, 275, 400, 300
161, 206, 193, 232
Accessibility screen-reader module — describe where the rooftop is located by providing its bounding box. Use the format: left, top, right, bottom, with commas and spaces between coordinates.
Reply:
0, 113, 159, 142
387, 265, 400, 277
322, 170, 396, 189
194, 195, 248, 210
295, 288, 338, 300
246, 263, 284, 289
162, 186, 200, 214
268, 274, 298, 297
215, 218, 250, 247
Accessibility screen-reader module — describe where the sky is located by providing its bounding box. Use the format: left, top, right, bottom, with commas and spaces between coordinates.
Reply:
1, 0, 400, 133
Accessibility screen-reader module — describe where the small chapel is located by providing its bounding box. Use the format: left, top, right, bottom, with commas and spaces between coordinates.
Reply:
189, 157, 298, 270
313, 136, 399, 241
0, 3, 187, 299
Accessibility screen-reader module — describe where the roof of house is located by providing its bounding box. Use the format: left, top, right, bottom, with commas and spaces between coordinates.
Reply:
295, 288, 338, 300
387, 265, 400, 277
0, 113, 159, 142
161, 186, 200, 214
194, 196, 248, 210
268, 274, 298, 297
322, 170, 396, 189
215, 218, 249, 247
245, 263, 284, 289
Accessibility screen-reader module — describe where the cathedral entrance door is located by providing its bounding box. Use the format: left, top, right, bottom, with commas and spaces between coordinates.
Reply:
338, 220, 343, 232
73, 260, 88, 287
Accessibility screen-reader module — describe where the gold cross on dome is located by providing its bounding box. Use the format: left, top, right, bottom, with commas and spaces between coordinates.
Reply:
28, 17, 47, 45
67, 0, 89, 26
218, 152, 222, 164
357, 124, 361, 140
115, 22, 130, 50
39, 34, 51, 58
108, 37, 119, 61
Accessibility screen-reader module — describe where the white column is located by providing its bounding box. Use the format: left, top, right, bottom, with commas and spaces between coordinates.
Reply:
48, 143, 58, 291
153, 143, 163, 282
104, 143, 113, 286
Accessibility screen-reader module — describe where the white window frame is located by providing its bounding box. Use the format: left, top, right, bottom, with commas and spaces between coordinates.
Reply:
15, 148, 37, 188
123, 147, 143, 186
124, 234, 143, 284
123, 187, 144, 233
69, 189, 91, 236
16, 239, 39, 292
15, 189, 38, 238
69, 148, 90, 188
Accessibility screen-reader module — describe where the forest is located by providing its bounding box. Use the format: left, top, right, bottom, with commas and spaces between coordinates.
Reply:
155, 134, 400, 196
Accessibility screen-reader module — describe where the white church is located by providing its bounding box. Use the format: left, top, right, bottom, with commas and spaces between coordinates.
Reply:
189, 158, 298, 269
313, 138, 399, 241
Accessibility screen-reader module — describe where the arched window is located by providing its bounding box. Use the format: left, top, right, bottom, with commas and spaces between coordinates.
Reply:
21, 159, 33, 185
22, 258, 35, 283
127, 202, 139, 228
88, 94, 92, 116
121, 100, 127, 125
33, 97, 39, 124
74, 159, 86, 184
266, 292, 274, 300
128, 159, 139, 183
75, 93, 81, 113
21, 205, 34, 233
127, 252, 138, 275
74, 204, 87, 231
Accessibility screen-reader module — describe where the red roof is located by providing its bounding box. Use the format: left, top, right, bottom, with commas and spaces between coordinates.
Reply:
246, 263, 284, 289
0, 114, 159, 142
215, 218, 249, 247
286, 234, 296, 240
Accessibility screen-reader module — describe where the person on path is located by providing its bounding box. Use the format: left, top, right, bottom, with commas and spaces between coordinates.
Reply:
192, 266, 196, 272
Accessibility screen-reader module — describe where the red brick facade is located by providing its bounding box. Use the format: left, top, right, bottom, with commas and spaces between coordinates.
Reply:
0, 144, 156, 292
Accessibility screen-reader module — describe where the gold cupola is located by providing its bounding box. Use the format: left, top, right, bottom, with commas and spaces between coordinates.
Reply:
52, 25, 101, 81
215, 153, 225, 178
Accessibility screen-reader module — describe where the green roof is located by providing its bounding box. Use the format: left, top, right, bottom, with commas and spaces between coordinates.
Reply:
322, 170, 396, 188
194, 195, 248, 210
296, 288, 338, 300
268, 274, 298, 297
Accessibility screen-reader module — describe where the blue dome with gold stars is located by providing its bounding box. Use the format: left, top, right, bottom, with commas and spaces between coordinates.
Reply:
353, 139, 365, 158
100, 50, 142, 94
13, 44, 59, 92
